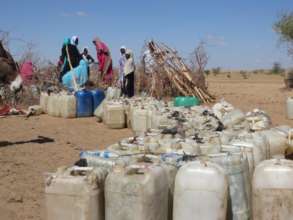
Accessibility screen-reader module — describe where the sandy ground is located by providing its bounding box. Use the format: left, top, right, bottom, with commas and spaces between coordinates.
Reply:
0, 74, 293, 220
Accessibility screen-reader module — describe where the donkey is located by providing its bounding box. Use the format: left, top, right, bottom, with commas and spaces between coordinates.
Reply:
0, 41, 23, 105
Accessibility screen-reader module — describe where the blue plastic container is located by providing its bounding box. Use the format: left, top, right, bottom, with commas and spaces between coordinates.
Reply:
75, 90, 93, 117
91, 89, 105, 111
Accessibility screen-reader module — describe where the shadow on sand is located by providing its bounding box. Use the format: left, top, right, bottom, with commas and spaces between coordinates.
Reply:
0, 136, 55, 148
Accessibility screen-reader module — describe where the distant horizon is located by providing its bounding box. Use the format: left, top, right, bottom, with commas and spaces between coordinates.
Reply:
1, 0, 293, 70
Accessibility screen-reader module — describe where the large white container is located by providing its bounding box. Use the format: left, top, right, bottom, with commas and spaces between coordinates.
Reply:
199, 134, 222, 155
253, 159, 293, 220
106, 87, 121, 100
103, 101, 125, 129
105, 163, 168, 220
40, 92, 49, 113
45, 166, 107, 220
286, 97, 293, 119
47, 94, 61, 117
222, 109, 245, 128
161, 163, 178, 220
131, 107, 150, 135
151, 111, 170, 129
173, 160, 228, 220
131, 107, 152, 135
59, 94, 76, 118
260, 128, 288, 157
208, 152, 252, 220
230, 133, 267, 177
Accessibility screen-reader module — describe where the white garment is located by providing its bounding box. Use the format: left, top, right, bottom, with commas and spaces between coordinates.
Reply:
143, 49, 155, 74
71, 36, 78, 45
124, 49, 135, 76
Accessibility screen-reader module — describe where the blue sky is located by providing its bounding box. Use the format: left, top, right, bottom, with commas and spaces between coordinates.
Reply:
1, 0, 293, 69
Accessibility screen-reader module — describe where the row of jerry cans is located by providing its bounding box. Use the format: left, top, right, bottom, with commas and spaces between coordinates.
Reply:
102, 100, 174, 131
44, 147, 293, 220
40, 89, 105, 118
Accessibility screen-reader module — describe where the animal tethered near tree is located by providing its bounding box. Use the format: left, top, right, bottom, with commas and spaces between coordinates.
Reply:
0, 41, 23, 105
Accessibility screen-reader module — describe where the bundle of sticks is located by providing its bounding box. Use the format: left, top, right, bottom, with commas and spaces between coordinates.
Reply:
144, 41, 215, 103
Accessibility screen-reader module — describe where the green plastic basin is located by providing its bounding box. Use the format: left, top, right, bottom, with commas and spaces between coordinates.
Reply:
174, 96, 200, 107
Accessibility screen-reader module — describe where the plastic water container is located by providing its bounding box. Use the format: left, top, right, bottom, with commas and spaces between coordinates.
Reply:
287, 97, 293, 119
222, 109, 245, 128
59, 94, 76, 118
208, 152, 252, 220
253, 159, 293, 220
230, 133, 267, 176
47, 94, 61, 117
131, 107, 150, 135
199, 134, 222, 155
106, 87, 121, 100
151, 112, 170, 129
80, 150, 129, 171
75, 90, 93, 117
103, 101, 125, 129
94, 100, 105, 122
92, 89, 105, 112
106, 136, 147, 156
105, 163, 168, 220
45, 166, 107, 220
160, 163, 178, 220
173, 160, 228, 220
260, 128, 288, 157
40, 92, 49, 113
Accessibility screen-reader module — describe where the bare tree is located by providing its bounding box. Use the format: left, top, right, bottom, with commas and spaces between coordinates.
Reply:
190, 41, 208, 89
190, 41, 208, 73
18, 41, 41, 67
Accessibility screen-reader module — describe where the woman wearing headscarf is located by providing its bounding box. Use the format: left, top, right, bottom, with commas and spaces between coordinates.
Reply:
81, 47, 95, 77
124, 49, 135, 97
59, 36, 82, 82
92, 37, 113, 85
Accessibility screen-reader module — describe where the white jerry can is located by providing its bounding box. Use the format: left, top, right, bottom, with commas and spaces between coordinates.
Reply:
103, 101, 125, 129
45, 166, 107, 220
131, 107, 149, 135
259, 127, 288, 157
40, 92, 49, 113
173, 160, 228, 220
286, 97, 293, 119
253, 159, 293, 220
222, 109, 245, 128
229, 133, 267, 177
208, 152, 252, 220
47, 94, 61, 117
59, 94, 76, 118
105, 163, 169, 220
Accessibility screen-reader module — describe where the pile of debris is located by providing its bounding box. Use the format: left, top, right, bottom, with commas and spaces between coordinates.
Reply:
143, 41, 215, 103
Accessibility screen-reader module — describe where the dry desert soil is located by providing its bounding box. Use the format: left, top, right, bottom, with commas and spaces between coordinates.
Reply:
1, 74, 293, 220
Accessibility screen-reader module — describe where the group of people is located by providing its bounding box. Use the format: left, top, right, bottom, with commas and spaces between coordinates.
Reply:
58, 36, 135, 97
118, 46, 135, 98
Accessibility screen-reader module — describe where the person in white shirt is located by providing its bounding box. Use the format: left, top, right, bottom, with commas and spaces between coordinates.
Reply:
142, 41, 156, 75
118, 46, 126, 92
124, 49, 135, 97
